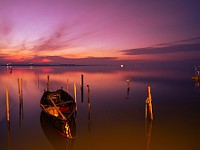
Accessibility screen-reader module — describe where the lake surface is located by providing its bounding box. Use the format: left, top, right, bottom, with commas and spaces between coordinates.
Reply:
0, 65, 199, 150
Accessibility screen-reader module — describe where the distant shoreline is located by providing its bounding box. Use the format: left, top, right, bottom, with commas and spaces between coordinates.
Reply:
0, 63, 119, 67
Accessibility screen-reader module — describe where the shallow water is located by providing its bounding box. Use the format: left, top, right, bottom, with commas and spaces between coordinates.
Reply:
0, 65, 199, 150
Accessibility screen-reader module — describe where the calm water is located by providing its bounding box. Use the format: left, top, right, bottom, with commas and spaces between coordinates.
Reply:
0, 65, 199, 150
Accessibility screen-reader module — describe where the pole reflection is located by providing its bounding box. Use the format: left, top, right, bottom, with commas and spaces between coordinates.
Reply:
18, 78, 24, 128
145, 120, 153, 150
7, 121, 11, 150
19, 99, 24, 128
193, 79, 200, 88
87, 85, 91, 135
125, 78, 131, 99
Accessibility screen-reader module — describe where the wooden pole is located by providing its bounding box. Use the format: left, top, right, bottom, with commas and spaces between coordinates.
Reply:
87, 85, 90, 104
40, 104, 48, 112
6, 85, 11, 150
147, 86, 153, 120
48, 97, 66, 120
74, 83, 78, 112
147, 86, 151, 101
6, 86, 10, 122
21, 78, 23, 100
74, 83, 77, 102
81, 74, 84, 103
47, 75, 50, 91
18, 78, 21, 99
66, 78, 68, 92
145, 103, 147, 119
81, 74, 84, 86
18, 78, 23, 101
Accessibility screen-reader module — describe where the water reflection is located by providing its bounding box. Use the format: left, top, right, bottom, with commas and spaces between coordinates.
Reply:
194, 80, 200, 88
192, 76, 200, 88
125, 77, 131, 99
19, 99, 24, 128
0, 65, 199, 150
9, 67, 12, 74
40, 111, 76, 150
87, 85, 91, 135
7, 121, 11, 150
145, 120, 153, 150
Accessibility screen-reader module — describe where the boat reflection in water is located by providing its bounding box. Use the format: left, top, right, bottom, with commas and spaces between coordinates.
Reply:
40, 111, 76, 150
193, 79, 200, 88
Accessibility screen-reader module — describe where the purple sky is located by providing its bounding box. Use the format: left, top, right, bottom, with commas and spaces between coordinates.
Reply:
0, 0, 200, 64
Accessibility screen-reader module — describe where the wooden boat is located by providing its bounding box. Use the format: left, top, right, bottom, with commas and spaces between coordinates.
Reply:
192, 66, 200, 81
40, 89, 76, 138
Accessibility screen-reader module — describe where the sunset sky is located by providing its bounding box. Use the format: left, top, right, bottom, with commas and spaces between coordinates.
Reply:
0, 0, 200, 65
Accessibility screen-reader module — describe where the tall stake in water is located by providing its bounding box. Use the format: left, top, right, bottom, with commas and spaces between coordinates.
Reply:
66, 78, 69, 92
18, 78, 21, 100
145, 86, 153, 150
18, 78, 23, 101
74, 83, 77, 112
81, 74, 84, 103
21, 78, 23, 99
145, 86, 153, 120
47, 75, 50, 91
6, 85, 11, 150
6, 86, 10, 123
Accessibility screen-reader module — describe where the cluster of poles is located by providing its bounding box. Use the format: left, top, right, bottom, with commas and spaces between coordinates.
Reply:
5, 78, 23, 126
5, 78, 23, 150
5, 74, 91, 141
4, 74, 154, 149
47, 74, 92, 134
47, 74, 91, 125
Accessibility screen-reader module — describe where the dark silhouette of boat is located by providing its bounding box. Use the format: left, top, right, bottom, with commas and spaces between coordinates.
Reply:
40, 89, 76, 138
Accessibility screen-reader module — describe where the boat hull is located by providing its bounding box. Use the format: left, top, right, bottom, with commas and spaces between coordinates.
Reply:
40, 89, 76, 138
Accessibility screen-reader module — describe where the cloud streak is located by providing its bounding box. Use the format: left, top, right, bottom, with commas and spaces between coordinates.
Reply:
122, 37, 200, 55
31, 24, 96, 52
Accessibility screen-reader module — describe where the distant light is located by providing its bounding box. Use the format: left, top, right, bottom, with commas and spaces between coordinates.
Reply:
121, 64, 124, 68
